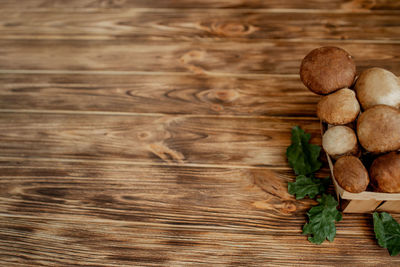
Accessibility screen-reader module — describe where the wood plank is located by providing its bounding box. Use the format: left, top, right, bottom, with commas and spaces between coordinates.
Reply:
0, 73, 319, 117
1, 215, 397, 267
0, 159, 398, 266
1, 10, 399, 41
0, 159, 312, 222
0, 40, 400, 75
0, 112, 320, 167
0, 0, 399, 10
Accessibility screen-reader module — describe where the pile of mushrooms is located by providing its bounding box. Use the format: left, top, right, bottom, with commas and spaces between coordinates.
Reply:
300, 47, 400, 193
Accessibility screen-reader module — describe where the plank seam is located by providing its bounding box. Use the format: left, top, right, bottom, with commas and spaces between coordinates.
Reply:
0, 69, 300, 78
0, 156, 295, 170
0, 108, 319, 120
0, 37, 399, 44
0, 8, 399, 14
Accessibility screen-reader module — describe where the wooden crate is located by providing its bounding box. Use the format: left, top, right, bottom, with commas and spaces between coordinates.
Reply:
326, 154, 400, 213
321, 121, 400, 213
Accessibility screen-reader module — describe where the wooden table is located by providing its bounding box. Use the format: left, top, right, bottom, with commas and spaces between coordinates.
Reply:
0, 1, 399, 266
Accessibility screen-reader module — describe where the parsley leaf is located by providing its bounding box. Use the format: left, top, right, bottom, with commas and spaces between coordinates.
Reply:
286, 127, 341, 245
373, 212, 400, 256
286, 126, 322, 176
288, 175, 330, 200
303, 194, 342, 244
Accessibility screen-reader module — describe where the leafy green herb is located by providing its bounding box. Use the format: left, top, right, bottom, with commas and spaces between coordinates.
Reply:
303, 194, 342, 244
286, 126, 322, 176
288, 175, 330, 200
286, 126, 341, 245
373, 212, 400, 256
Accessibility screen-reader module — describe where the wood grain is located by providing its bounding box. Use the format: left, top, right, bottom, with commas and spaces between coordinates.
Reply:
0, 112, 320, 167
0, 40, 400, 75
0, 0, 399, 10
377, 201, 400, 213
0, 73, 319, 116
1, 10, 399, 41
1, 0, 400, 265
0, 159, 399, 266
0, 159, 311, 221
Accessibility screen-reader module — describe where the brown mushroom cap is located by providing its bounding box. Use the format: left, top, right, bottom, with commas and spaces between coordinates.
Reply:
357, 105, 400, 153
370, 152, 400, 193
317, 88, 360, 125
322, 126, 359, 159
300, 46, 356, 95
355, 68, 400, 110
333, 156, 369, 193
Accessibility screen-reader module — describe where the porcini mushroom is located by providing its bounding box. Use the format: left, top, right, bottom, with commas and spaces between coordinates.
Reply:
322, 126, 359, 159
357, 105, 400, 153
333, 156, 369, 193
300, 46, 356, 95
355, 68, 400, 110
317, 88, 360, 125
370, 152, 400, 193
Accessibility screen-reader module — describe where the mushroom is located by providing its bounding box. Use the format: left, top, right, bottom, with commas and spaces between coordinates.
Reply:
300, 46, 356, 95
370, 152, 400, 193
333, 156, 369, 193
317, 88, 360, 125
322, 126, 359, 159
357, 105, 400, 153
355, 68, 400, 110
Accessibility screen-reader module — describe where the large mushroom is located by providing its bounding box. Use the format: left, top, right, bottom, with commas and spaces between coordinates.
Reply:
317, 88, 360, 125
333, 156, 369, 193
370, 152, 400, 193
357, 105, 400, 153
300, 46, 356, 95
355, 68, 400, 110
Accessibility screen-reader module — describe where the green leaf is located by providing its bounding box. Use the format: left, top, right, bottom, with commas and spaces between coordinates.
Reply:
286, 126, 322, 176
303, 194, 342, 244
288, 175, 330, 200
373, 212, 400, 256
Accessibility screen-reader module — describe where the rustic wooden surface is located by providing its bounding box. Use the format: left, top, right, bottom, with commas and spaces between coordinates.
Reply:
0, 0, 399, 266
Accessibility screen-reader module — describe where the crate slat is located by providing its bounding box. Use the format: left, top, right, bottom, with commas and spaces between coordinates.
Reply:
342, 200, 383, 213
376, 201, 400, 213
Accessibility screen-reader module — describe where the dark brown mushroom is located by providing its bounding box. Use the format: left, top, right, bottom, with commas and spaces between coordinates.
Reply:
370, 152, 400, 193
300, 46, 356, 95
333, 156, 369, 193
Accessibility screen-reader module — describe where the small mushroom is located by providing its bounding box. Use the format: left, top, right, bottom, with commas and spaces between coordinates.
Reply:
317, 88, 360, 125
322, 126, 359, 159
300, 46, 356, 95
370, 152, 400, 193
357, 105, 400, 153
333, 156, 369, 193
355, 68, 400, 110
